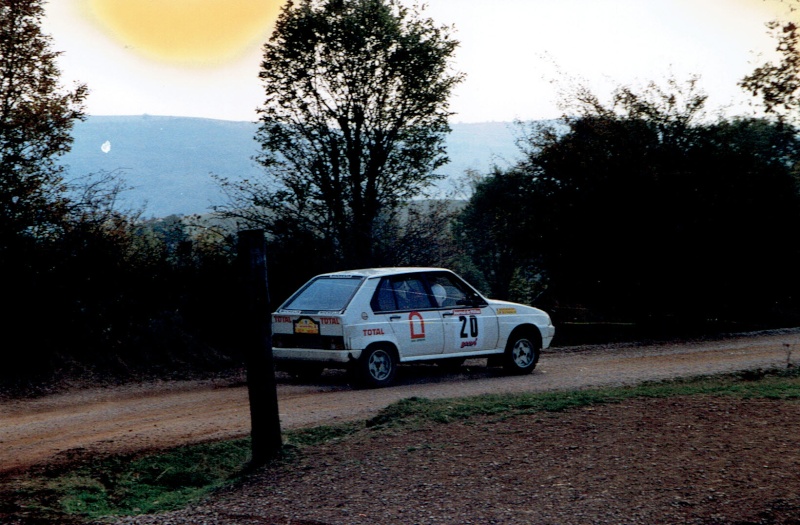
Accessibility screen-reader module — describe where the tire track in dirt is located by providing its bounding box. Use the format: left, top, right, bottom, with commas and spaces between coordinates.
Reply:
1, 329, 797, 473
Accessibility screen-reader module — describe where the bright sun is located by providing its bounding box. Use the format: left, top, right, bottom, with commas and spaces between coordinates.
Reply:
82, 0, 285, 66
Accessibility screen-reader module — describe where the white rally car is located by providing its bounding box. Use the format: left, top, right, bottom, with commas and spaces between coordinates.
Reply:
271, 267, 555, 388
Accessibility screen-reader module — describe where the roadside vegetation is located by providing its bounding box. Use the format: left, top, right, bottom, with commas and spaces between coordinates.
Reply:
3, 1, 800, 522
2, 366, 799, 524
2, 0, 800, 393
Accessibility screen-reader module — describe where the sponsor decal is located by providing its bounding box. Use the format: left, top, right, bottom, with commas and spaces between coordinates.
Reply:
409, 311, 426, 341
460, 339, 478, 349
497, 307, 517, 315
273, 315, 292, 323
363, 328, 385, 336
294, 317, 320, 335
320, 317, 340, 325
454, 308, 482, 316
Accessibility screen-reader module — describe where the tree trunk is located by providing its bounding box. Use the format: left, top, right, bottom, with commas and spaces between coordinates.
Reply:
237, 229, 282, 466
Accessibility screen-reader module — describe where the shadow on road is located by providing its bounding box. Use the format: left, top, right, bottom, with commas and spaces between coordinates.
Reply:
276, 359, 508, 390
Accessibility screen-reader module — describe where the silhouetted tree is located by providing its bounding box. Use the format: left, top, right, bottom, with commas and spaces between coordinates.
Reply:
0, 4, 257, 386
217, 0, 463, 267
0, 0, 87, 255
740, 21, 800, 122
460, 78, 800, 327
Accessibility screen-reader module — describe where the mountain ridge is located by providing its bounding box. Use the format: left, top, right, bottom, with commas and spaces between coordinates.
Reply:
62, 115, 521, 218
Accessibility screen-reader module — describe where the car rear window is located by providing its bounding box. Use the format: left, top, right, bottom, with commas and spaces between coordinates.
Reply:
281, 275, 364, 311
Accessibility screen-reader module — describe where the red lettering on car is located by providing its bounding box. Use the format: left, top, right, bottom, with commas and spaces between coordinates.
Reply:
409, 311, 425, 340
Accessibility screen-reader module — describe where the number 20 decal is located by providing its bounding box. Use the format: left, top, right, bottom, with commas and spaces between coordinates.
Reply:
459, 315, 479, 338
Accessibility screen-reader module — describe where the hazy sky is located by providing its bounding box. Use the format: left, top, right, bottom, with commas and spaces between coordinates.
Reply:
42, 0, 799, 124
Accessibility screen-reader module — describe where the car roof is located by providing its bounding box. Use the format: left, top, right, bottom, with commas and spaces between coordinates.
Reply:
318, 267, 450, 279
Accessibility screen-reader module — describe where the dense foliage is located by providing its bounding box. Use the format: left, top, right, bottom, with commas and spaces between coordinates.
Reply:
459, 79, 800, 329
7, 3, 800, 387
0, 2, 246, 386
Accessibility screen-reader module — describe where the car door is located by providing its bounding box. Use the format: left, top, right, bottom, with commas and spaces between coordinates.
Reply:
425, 271, 500, 354
370, 274, 445, 358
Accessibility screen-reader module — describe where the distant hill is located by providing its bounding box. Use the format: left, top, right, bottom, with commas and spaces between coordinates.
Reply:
62, 115, 522, 218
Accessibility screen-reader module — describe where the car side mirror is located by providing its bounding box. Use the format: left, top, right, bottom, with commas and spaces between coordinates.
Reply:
458, 293, 483, 308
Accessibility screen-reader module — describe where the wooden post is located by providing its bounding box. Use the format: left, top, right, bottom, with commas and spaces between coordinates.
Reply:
237, 229, 282, 465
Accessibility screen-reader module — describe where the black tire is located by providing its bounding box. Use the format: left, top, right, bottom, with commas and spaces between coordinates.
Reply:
502, 331, 541, 375
354, 345, 397, 388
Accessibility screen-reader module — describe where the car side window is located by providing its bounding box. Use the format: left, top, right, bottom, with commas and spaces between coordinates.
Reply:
371, 276, 435, 312
372, 278, 396, 312
426, 272, 486, 308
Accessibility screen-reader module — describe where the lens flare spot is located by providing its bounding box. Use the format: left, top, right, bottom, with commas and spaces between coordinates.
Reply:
82, 0, 285, 66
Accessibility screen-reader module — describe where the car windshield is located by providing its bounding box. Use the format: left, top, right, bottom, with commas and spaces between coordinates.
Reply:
282, 275, 364, 311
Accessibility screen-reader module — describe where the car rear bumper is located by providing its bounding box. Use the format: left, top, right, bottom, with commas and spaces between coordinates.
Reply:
272, 348, 362, 364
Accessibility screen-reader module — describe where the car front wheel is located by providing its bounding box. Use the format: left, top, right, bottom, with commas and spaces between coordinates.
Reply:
502, 332, 540, 375
354, 345, 397, 388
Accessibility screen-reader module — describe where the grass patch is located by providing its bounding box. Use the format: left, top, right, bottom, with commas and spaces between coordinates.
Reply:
2, 367, 799, 523
284, 421, 362, 448
3, 438, 252, 523
365, 367, 800, 428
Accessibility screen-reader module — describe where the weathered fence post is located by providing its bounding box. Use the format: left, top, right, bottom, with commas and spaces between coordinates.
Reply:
237, 229, 282, 465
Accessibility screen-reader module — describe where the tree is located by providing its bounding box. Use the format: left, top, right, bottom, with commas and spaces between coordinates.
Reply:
740, 21, 800, 122
218, 0, 463, 267
0, 0, 87, 254
456, 166, 552, 301
460, 78, 800, 327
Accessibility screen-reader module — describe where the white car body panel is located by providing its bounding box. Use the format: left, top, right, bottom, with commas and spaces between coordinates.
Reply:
271, 267, 555, 369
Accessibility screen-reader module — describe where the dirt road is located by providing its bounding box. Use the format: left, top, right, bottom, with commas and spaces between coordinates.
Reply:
1, 329, 798, 474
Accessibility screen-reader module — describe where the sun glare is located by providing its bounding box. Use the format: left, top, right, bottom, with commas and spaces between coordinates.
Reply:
82, 0, 285, 66
740, 0, 800, 21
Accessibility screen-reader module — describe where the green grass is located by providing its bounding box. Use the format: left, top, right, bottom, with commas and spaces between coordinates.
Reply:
4, 438, 253, 522
365, 368, 800, 429
3, 366, 799, 523
283, 421, 362, 448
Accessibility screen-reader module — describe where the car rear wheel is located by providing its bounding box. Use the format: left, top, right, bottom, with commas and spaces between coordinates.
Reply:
502, 332, 540, 375
354, 345, 397, 388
